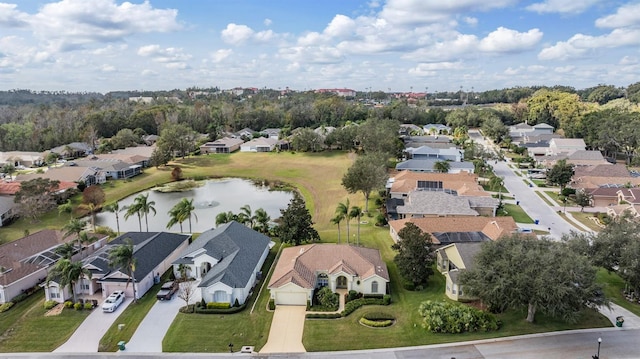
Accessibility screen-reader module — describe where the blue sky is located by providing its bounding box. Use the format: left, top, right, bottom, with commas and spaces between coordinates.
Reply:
1, 0, 639, 93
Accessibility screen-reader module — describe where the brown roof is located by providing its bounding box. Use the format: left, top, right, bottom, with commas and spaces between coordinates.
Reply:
268, 244, 389, 289
390, 171, 488, 197
572, 177, 640, 190
573, 164, 630, 178
0, 182, 21, 195
0, 230, 69, 287
389, 217, 518, 244
16, 167, 95, 183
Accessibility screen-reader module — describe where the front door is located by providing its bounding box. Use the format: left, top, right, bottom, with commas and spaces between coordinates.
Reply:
336, 276, 347, 289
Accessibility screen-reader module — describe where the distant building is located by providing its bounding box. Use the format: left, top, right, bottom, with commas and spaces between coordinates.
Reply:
314, 88, 356, 97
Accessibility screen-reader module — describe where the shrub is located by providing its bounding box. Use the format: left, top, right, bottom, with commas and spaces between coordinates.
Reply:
64, 301, 74, 308
375, 213, 387, 227
233, 298, 240, 307
73, 302, 83, 311
306, 300, 311, 311
11, 293, 28, 303
418, 300, 501, 334
403, 281, 415, 291
207, 302, 231, 309
306, 313, 342, 319
268, 299, 275, 311
363, 294, 383, 299
359, 317, 393, 327
362, 312, 395, 321
317, 287, 339, 309
43, 300, 58, 310
383, 295, 391, 305
342, 297, 386, 317
195, 304, 246, 314
0, 302, 14, 313
561, 188, 576, 196
84, 302, 94, 310
347, 290, 360, 302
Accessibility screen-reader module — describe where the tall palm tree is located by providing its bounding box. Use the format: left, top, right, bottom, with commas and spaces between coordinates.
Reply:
123, 203, 143, 231
349, 206, 363, 246
54, 242, 76, 260
63, 218, 88, 252
78, 202, 98, 231
330, 212, 344, 244
434, 160, 451, 173
108, 238, 138, 303
180, 198, 198, 233
47, 258, 91, 303
336, 198, 351, 244
167, 204, 186, 233
104, 202, 121, 234
238, 204, 255, 228
254, 208, 271, 234
215, 211, 237, 226
77, 231, 98, 258
133, 194, 156, 232
167, 199, 197, 233
57, 199, 73, 219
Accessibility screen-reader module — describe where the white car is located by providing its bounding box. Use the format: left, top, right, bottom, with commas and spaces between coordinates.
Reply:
102, 291, 125, 312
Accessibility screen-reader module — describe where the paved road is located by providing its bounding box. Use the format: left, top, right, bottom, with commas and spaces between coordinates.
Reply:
7, 328, 640, 358
54, 297, 132, 352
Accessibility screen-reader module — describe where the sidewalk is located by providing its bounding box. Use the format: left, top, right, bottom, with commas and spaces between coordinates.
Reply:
599, 302, 640, 329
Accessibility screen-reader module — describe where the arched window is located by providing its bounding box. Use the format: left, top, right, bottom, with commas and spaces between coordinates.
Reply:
317, 273, 329, 288
371, 281, 379, 293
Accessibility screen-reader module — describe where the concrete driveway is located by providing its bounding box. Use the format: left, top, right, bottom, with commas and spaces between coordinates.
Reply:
54, 297, 132, 352
124, 280, 201, 352
260, 306, 307, 353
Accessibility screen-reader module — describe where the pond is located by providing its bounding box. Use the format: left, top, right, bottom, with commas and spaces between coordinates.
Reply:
95, 178, 294, 233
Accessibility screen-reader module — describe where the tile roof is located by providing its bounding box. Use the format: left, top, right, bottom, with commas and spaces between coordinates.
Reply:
574, 164, 630, 178
396, 191, 497, 217
268, 244, 389, 289
389, 216, 517, 244
395, 159, 475, 172
389, 171, 486, 196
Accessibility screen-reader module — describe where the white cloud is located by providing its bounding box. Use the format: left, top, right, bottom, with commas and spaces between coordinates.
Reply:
100, 64, 116, 72
478, 27, 542, 53
264, 18, 272, 26
278, 46, 344, 64
141, 69, 158, 76
620, 56, 638, 65
595, 3, 640, 28
137, 44, 191, 69
0, 3, 29, 27
463, 17, 478, 26
554, 65, 575, 73
539, 28, 640, 60
324, 14, 356, 38
526, 0, 602, 14
28, 0, 180, 51
408, 61, 464, 76
380, 0, 516, 25
210, 49, 233, 63
221, 23, 255, 44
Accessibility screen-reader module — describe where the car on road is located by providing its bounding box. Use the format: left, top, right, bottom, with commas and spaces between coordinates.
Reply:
102, 291, 125, 312
156, 281, 178, 301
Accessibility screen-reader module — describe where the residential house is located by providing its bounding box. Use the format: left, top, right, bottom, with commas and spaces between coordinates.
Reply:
143, 135, 159, 146
261, 128, 281, 140
604, 188, 640, 221
0, 151, 45, 168
607, 204, 640, 221
423, 124, 452, 135
547, 138, 586, 156
509, 123, 554, 144
394, 191, 499, 219
399, 124, 424, 136
395, 159, 475, 173
1, 230, 108, 304
172, 222, 271, 305
405, 146, 463, 162
111, 145, 156, 159
240, 137, 278, 152
388, 216, 518, 244
403, 135, 452, 150
588, 187, 621, 207
539, 150, 608, 168
50, 142, 92, 158
436, 242, 483, 301
0, 182, 20, 227
233, 128, 257, 140
314, 126, 336, 138
571, 164, 640, 190
200, 137, 244, 154
268, 244, 389, 305
44, 231, 190, 302
16, 166, 103, 186
387, 171, 488, 199
71, 153, 149, 179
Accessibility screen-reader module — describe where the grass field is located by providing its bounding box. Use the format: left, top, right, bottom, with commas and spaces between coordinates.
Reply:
500, 203, 534, 224
0, 290, 90, 352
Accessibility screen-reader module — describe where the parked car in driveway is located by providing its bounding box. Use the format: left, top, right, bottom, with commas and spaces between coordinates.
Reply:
156, 281, 178, 301
102, 291, 125, 312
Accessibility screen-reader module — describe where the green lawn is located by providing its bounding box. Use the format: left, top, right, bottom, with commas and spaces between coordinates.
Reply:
535, 191, 556, 206
597, 269, 640, 317
567, 212, 605, 232
0, 290, 90, 352
499, 203, 534, 223
162, 242, 280, 352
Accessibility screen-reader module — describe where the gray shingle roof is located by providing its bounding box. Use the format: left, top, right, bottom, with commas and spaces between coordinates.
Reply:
396, 159, 474, 171
397, 191, 479, 216
177, 221, 271, 289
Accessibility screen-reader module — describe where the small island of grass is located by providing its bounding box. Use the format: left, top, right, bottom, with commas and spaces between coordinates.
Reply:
154, 180, 202, 193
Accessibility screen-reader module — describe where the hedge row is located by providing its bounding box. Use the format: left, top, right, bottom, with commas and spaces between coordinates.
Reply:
0, 302, 14, 313
306, 295, 391, 319
194, 302, 246, 314
362, 311, 395, 321
359, 317, 393, 327
306, 313, 342, 319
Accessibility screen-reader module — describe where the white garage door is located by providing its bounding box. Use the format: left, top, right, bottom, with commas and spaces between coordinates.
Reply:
275, 291, 307, 306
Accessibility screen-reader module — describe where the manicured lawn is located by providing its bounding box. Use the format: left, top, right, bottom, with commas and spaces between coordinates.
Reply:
500, 203, 534, 223
99, 280, 167, 352
162, 242, 280, 352
567, 212, 605, 232
597, 269, 640, 317
535, 191, 555, 206
0, 290, 90, 352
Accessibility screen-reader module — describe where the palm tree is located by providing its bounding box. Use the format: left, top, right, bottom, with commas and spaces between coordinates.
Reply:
254, 208, 271, 234
215, 211, 237, 226
47, 258, 91, 303
238, 204, 255, 228
336, 198, 351, 244
181, 199, 197, 233
104, 202, 121, 234
349, 206, 363, 246
133, 194, 156, 232
167, 199, 197, 233
330, 212, 344, 244
77, 231, 98, 258
108, 238, 138, 303
167, 204, 186, 233
78, 202, 98, 231
54, 242, 76, 260
63, 218, 87, 252
123, 203, 142, 231
57, 200, 73, 219
434, 160, 451, 173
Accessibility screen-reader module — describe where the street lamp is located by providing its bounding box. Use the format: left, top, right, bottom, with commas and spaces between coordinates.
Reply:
592, 337, 601, 359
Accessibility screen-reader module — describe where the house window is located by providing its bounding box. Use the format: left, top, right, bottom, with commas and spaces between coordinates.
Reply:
49, 288, 60, 299
371, 281, 379, 293
452, 284, 457, 295
317, 273, 329, 288
459, 286, 464, 297
213, 290, 228, 303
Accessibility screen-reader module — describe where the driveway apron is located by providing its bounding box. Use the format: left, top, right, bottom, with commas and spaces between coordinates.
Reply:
124, 280, 202, 352
54, 297, 132, 352
260, 306, 307, 353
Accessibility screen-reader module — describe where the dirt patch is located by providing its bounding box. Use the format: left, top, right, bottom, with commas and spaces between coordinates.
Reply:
44, 304, 64, 316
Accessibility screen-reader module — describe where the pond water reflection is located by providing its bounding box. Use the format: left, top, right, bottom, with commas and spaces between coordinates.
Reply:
95, 178, 293, 233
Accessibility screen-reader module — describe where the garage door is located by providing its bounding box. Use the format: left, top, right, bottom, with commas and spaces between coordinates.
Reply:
275, 291, 307, 306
